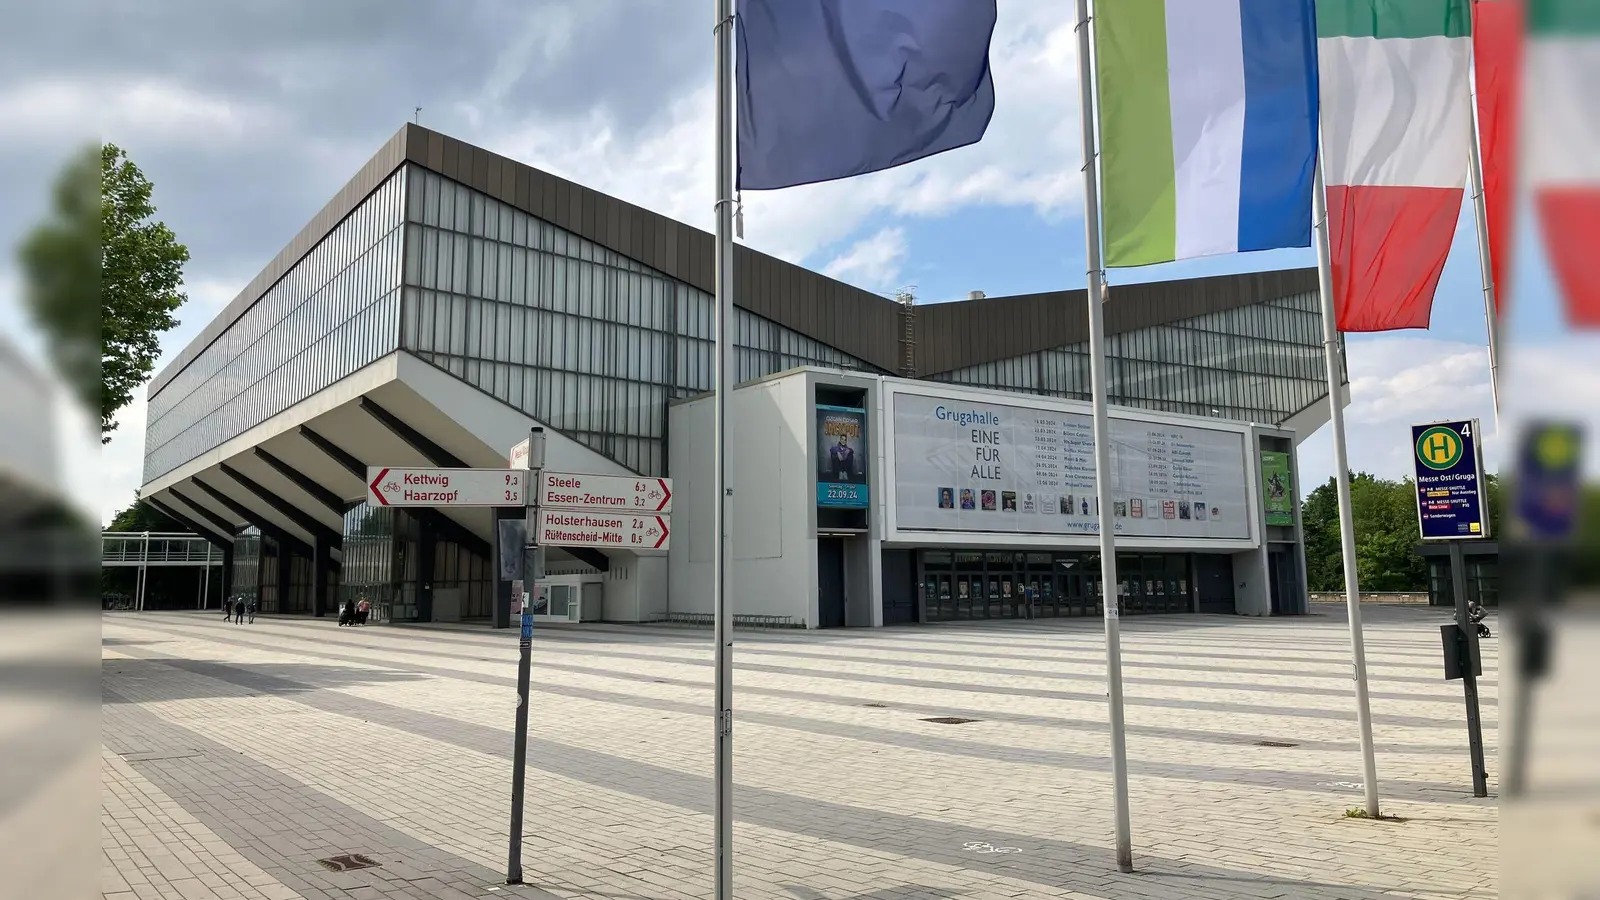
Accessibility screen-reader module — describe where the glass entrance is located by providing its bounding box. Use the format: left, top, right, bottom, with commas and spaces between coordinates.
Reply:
915, 549, 1188, 622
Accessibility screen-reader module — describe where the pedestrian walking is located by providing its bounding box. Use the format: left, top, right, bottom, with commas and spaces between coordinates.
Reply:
246, 597, 256, 624
233, 597, 245, 624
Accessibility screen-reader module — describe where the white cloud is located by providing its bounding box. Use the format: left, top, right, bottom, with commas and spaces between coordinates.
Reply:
1501, 335, 1600, 480
822, 227, 908, 294
472, 1, 1086, 268
98, 393, 148, 526
0, 78, 270, 148
183, 276, 244, 312
1296, 335, 1500, 492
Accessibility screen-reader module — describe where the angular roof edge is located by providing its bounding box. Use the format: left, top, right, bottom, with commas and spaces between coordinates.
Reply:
150, 123, 1321, 397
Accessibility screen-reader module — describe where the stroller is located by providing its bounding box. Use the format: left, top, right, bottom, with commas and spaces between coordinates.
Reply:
338, 600, 358, 627
1467, 600, 1490, 638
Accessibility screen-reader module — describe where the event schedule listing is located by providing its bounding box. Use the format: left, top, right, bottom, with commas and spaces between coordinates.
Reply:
893, 394, 1252, 540
1029, 415, 1094, 492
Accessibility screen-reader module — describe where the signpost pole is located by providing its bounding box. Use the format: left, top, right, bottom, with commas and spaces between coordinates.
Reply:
1314, 155, 1383, 818
1073, 0, 1134, 872
506, 427, 544, 885
1449, 540, 1490, 797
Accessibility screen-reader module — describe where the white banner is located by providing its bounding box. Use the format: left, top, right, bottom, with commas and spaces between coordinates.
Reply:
892, 393, 1251, 539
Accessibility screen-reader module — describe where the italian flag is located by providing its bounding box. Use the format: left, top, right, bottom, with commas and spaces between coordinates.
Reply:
1472, 0, 1521, 314
1525, 0, 1600, 326
1317, 0, 1474, 332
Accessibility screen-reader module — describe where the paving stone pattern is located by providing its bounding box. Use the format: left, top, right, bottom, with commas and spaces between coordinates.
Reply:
102, 604, 1497, 899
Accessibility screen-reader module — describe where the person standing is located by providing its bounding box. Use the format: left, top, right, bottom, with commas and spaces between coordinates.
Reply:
246, 596, 256, 624
233, 596, 245, 625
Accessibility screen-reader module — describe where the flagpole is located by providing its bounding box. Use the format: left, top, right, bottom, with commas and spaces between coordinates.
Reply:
1466, 20, 1502, 424
1074, 0, 1134, 873
712, 0, 736, 896
1312, 155, 1382, 819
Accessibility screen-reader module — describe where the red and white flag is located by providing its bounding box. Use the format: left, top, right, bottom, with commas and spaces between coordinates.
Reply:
1317, 0, 1474, 332
1524, 0, 1600, 326
1472, 0, 1521, 315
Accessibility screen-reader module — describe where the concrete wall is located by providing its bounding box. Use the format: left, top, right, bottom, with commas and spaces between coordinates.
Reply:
669, 374, 816, 625
1231, 546, 1272, 616
602, 555, 669, 622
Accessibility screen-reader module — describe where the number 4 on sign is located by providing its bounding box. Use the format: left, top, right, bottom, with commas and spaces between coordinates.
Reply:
1461, 422, 1471, 437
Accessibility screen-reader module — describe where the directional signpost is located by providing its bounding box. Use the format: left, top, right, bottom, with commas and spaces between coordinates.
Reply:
533, 470, 673, 551
535, 509, 671, 550
537, 471, 672, 513
367, 467, 525, 507
1411, 419, 1489, 798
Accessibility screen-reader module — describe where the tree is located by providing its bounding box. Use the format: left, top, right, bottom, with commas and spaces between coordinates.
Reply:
1301, 472, 1429, 592
19, 143, 190, 442
104, 498, 183, 534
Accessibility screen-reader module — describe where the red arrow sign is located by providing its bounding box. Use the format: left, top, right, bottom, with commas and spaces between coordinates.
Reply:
649, 479, 672, 512
649, 515, 669, 549
369, 467, 391, 506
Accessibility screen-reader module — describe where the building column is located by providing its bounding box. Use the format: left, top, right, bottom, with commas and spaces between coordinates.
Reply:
312, 537, 329, 618
221, 543, 234, 606
418, 516, 436, 623
277, 541, 292, 614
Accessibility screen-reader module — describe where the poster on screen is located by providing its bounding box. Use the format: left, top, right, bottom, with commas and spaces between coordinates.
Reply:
891, 392, 1252, 539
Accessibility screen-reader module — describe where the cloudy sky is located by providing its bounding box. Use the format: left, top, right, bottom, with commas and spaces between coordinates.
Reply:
0, 0, 1591, 525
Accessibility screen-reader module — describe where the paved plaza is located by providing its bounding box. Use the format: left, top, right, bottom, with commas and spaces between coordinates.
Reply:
101, 604, 1499, 900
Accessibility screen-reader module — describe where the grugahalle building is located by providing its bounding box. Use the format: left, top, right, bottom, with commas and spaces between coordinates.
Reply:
136, 124, 1343, 628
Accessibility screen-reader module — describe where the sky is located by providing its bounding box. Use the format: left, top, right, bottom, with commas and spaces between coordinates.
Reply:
0, 0, 1593, 527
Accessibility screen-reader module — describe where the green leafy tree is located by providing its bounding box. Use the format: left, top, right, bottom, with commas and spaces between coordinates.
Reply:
19, 143, 189, 442
104, 498, 183, 533
1301, 472, 1429, 592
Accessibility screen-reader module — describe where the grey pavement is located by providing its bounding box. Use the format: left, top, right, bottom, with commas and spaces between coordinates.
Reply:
102, 603, 1498, 899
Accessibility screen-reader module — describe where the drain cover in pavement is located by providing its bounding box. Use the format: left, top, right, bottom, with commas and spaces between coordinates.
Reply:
922, 717, 978, 725
317, 854, 380, 872
118, 750, 204, 762
1256, 740, 1299, 748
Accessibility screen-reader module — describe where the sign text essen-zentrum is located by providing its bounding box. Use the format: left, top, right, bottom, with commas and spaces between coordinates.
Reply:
536, 471, 673, 513
366, 467, 526, 507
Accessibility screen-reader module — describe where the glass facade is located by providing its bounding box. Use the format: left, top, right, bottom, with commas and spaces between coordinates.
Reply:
930, 292, 1343, 425
1427, 554, 1499, 608
231, 527, 261, 603
144, 170, 408, 482
918, 549, 1210, 621
400, 166, 876, 476
337, 501, 494, 623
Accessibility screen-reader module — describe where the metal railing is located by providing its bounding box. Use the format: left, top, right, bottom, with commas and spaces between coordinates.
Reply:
101, 531, 224, 613
102, 532, 222, 567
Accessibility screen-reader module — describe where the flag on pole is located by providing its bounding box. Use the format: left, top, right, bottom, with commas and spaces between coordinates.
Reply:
1525, 0, 1600, 326
1094, 0, 1319, 268
1317, 0, 1474, 332
734, 0, 998, 191
1472, 0, 1522, 314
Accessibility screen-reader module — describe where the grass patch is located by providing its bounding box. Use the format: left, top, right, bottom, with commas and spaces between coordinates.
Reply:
1344, 808, 1408, 822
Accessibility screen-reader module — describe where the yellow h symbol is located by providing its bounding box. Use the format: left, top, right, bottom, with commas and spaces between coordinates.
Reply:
1426, 432, 1452, 463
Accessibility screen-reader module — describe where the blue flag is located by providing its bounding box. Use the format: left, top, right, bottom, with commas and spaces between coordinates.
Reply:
736, 0, 998, 191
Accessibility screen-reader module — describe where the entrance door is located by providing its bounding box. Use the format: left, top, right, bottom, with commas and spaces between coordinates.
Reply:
818, 538, 846, 628
1268, 547, 1300, 616
1195, 554, 1235, 614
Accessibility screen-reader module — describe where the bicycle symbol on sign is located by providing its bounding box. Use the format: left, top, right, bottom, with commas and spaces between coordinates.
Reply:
962, 841, 1022, 855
